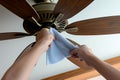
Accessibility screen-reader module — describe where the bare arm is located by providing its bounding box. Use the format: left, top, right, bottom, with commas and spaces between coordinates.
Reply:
71, 45, 120, 80
2, 28, 54, 80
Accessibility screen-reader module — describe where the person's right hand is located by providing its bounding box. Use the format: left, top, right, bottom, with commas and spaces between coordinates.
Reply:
70, 45, 96, 66
36, 28, 54, 46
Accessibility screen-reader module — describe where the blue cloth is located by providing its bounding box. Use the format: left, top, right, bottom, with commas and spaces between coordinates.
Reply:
46, 28, 78, 64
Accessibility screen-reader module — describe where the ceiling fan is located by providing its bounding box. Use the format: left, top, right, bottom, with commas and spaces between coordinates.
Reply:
0, 0, 120, 67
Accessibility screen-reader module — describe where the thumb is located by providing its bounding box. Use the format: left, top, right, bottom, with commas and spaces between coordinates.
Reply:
70, 49, 79, 58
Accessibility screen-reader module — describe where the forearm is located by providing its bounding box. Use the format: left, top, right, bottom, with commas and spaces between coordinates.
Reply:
88, 55, 120, 80
2, 41, 49, 80
71, 45, 120, 80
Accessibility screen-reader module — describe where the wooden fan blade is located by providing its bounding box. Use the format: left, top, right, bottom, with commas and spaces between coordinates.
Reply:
15, 42, 35, 61
0, 32, 30, 40
53, 0, 93, 20
66, 16, 120, 35
0, 0, 39, 20
67, 39, 90, 69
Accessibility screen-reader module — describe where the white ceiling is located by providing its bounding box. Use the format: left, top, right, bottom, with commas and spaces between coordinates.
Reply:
0, 0, 120, 80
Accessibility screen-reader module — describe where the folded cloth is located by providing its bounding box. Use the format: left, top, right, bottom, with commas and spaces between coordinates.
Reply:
46, 28, 78, 64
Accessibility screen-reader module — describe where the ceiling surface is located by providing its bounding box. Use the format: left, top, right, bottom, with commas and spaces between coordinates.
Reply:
0, 0, 120, 80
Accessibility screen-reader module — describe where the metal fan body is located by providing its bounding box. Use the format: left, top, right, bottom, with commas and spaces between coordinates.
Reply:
23, 1, 68, 34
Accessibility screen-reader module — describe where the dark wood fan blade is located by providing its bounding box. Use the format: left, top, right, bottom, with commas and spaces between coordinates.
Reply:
67, 38, 80, 46
53, 0, 93, 20
0, 0, 39, 20
67, 39, 90, 69
66, 16, 120, 35
0, 32, 30, 40
15, 42, 35, 62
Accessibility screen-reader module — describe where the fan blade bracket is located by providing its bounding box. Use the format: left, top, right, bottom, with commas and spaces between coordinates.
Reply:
53, 13, 64, 27
53, 13, 64, 23
27, 17, 41, 27
34, 0, 54, 3
65, 27, 78, 33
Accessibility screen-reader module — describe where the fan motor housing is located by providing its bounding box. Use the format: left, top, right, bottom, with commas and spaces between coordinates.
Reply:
23, 2, 68, 34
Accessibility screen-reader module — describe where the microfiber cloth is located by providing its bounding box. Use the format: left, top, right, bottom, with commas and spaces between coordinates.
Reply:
46, 28, 78, 64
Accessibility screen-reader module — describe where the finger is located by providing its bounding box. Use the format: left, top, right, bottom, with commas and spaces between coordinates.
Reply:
42, 28, 50, 31
35, 28, 50, 35
80, 58, 84, 61
70, 49, 78, 54
49, 44, 51, 47
71, 53, 79, 58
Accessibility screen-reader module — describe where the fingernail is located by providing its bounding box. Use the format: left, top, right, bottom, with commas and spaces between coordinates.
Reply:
72, 53, 79, 58
49, 44, 51, 47
80, 58, 83, 61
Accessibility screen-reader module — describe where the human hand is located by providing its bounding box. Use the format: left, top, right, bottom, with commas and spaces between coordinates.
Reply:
36, 28, 54, 46
70, 45, 96, 66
